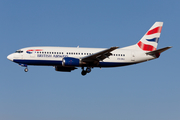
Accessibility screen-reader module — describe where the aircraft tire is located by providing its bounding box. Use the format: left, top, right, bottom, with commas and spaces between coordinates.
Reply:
81, 70, 87, 76
86, 67, 91, 73
24, 68, 28, 72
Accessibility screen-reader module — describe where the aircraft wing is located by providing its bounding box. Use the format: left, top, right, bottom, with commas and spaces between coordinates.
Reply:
81, 46, 119, 62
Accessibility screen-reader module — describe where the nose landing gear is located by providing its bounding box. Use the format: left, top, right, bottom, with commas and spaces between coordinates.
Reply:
81, 67, 91, 76
19, 63, 28, 72
24, 67, 28, 72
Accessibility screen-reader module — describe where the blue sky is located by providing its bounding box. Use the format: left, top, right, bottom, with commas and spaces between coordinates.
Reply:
0, 0, 179, 120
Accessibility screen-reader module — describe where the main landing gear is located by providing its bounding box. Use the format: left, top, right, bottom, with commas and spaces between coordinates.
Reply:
81, 67, 91, 76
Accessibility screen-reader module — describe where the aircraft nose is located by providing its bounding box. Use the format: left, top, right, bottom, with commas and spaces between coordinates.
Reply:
7, 54, 14, 61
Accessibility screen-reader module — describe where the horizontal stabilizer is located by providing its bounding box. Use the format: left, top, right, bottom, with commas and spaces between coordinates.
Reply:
146, 46, 172, 55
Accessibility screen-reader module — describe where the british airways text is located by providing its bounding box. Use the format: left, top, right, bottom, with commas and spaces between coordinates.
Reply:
37, 54, 68, 58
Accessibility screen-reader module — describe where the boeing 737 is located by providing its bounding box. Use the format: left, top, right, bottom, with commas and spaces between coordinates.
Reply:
7, 22, 171, 76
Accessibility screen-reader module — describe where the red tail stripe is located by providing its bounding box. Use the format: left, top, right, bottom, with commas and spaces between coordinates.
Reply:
146, 26, 162, 35
137, 41, 156, 51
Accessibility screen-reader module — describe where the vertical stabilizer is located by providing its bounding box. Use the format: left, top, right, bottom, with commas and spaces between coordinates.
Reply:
122, 22, 163, 51
137, 22, 163, 51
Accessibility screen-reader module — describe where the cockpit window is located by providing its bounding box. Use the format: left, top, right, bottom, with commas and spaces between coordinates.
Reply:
15, 50, 23, 53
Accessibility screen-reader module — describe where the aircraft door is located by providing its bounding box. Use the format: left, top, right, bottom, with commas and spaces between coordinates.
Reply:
131, 51, 135, 61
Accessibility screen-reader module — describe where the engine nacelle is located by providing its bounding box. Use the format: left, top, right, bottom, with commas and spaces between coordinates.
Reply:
62, 57, 80, 66
55, 66, 76, 72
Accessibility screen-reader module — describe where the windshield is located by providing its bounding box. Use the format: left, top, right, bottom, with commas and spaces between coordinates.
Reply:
15, 50, 23, 53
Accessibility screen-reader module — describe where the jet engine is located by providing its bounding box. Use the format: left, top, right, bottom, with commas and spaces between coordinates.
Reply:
55, 66, 76, 72
62, 57, 81, 67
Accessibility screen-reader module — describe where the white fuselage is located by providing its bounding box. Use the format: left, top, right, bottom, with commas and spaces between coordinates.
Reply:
7, 22, 171, 75
7, 46, 156, 67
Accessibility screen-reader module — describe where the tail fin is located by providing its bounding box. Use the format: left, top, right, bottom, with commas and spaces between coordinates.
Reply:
137, 22, 163, 51
122, 22, 163, 51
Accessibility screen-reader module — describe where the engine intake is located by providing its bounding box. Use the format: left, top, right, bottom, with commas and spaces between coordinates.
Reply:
62, 57, 80, 66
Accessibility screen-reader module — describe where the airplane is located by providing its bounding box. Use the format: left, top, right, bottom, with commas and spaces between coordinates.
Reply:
7, 22, 172, 76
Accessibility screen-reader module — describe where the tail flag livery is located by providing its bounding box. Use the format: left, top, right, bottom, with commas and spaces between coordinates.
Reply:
137, 22, 163, 51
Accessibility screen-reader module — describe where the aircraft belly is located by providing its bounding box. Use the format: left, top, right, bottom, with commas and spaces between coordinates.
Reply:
13, 59, 63, 66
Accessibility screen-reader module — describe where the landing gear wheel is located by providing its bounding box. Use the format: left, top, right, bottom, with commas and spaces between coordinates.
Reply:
81, 70, 87, 76
24, 68, 28, 72
86, 67, 91, 73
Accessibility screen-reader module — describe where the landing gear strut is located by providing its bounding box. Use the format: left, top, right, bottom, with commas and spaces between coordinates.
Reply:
81, 67, 91, 76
